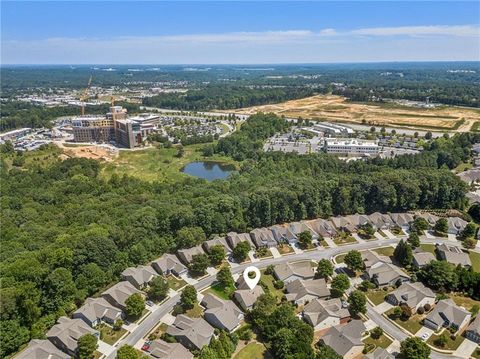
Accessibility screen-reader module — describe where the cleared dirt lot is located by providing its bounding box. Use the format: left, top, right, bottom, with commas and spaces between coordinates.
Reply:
231, 95, 480, 131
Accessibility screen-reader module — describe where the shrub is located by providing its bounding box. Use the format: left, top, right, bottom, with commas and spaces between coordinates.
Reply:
370, 327, 383, 339
417, 307, 425, 315
274, 280, 284, 289
424, 303, 431, 312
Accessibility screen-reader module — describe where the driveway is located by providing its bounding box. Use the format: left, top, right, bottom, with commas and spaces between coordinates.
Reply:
324, 237, 337, 248
415, 326, 434, 339
453, 337, 478, 358
382, 230, 397, 239
375, 302, 394, 314
97, 340, 115, 357
180, 274, 198, 285
270, 247, 282, 259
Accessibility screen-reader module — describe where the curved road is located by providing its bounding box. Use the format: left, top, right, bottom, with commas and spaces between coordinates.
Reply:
106, 237, 460, 359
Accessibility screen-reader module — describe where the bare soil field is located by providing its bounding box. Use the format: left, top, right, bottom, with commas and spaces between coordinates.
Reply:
57, 142, 119, 162
231, 95, 480, 131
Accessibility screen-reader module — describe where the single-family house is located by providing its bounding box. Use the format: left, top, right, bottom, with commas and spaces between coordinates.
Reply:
72, 297, 123, 327
319, 320, 366, 359
151, 254, 188, 277
386, 282, 436, 312
201, 293, 243, 332
273, 261, 315, 283
365, 348, 395, 359
250, 228, 277, 248
390, 213, 414, 230
102, 281, 145, 311
46, 317, 99, 358
416, 213, 439, 227
368, 212, 395, 230
202, 236, 232, 255
465, 314, 480, 343
303, 298, 350, 331
288, 221, 318, 239
412, 248, 436, 268
330, 216, 357, 233
148, 339, 193, 359
436, 243, 472, 267
270, 225, 297, 244
234, 286, 265, 311
121, 265, 159, 289
361, 250, 391, 269
226, 232, 255, 250
307, 218, 337, 238
167, 315, 214, 351
447, 217, 468, 235
15, 339, 70, 359
424, 299, 471, 334
285, 278, 330, 305
367, 262, 410, 287
177, 245, 206, 265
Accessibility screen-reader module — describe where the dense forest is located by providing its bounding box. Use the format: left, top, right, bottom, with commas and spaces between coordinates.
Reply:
0, 113, 477, 357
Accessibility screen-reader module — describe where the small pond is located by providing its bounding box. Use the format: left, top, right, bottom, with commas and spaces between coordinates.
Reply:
181, 161, 235, 181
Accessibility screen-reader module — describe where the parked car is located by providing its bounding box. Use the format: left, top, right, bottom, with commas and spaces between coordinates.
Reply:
146, 300, 154, 307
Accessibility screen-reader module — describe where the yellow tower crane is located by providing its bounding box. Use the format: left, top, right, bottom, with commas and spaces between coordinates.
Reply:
80, 75, 93, 116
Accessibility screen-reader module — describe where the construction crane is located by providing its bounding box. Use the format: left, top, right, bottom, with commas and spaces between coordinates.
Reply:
80, 75, 93, 116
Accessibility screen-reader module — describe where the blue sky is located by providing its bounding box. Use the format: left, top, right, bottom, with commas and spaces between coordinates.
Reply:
2, 1, 479, 64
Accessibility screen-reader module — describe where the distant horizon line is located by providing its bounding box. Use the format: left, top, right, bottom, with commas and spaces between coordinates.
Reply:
2, 60, 480, 67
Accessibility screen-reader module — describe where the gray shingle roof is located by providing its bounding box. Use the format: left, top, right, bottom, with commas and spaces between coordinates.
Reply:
365, 348, 395, 359
177, 245, 205, 264
15, 339, 70, 359
467, 314, 480, 335
226, 232, 254, 249
425, 299, 471, 329
234, 286, 265, 310
361, 250, 392, 269
321, 320, 366, 357
285, 278, 330, 302
151, 254, 187, 275
149, 339, 193, 359
167, 315, 214, 350
250, 228, 277, 248
303, 298, 350, 327
388, 282, 435, 309
121, 265, 158, 288
46, 317, 98, 355
367, 262, 410, 286
273, 261, 315, 282
307, 218, 337, 238
436, 243, 472, 266
73, 297, 123, 325
412, 249, 436, 267
102, 281, 144, 309
202, 237, 232, 254
201, 293, 243, 331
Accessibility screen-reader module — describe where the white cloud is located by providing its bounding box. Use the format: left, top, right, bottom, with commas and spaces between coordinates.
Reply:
2, 25, 479, 64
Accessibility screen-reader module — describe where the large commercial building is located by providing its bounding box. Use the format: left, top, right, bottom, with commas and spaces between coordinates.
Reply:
72, 106, 158, 148
324, 138, 379, 156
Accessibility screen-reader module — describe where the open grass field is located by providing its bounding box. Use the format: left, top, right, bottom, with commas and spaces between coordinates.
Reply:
231, 94, 480, 131
234, 342, 271, 359
101, 143, 238, 182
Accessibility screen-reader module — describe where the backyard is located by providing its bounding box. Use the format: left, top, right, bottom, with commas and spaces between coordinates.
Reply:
260, 270, 285, 301
234, 342, 271, 359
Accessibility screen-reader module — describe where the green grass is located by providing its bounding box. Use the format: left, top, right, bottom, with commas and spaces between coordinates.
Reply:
259, 271, 284, 302
471, 346, 480, 359
204, 282, 235, 300
427, 332, 465, 351
256, 248, 273, 258
419, 244, 436, 255
333, 234, 357, 246
363, 334, 393, 349
165, 275, 187, 291
277, 244, 294, 255
335, 254, 346, 264
101, 143, 239, 182
97, 323, 127, 345
385, 308, 423, 334
471, 122, 480, 132
449, 294, 480, 312
454, 162, 473, 173
373, 247, 395, 257
150, 323, 169, 339
469, 251, 480, 272
234, 342, 271, 359
185, 303, 203, 318
366, 288, 391, 306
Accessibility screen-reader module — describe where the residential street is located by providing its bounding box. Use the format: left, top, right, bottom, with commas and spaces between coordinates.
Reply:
106, 236, 462, 359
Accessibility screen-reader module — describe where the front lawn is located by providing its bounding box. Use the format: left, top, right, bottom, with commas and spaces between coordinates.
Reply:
469, 251, 480, 272
184, 303, 203, 318
373, 247, 395, 257
472, 347, 480, 359
98, 324, 127, 345
256, 248, 273, 259
277, 244, 294, 255
319, 239, 329, 248
385, 308, 423, 334
333, 234, 357, 246
165, 275, 187, 291
366, 288, 391, 306
204, 282, 235, 300
150, 323, 169, 339
234, 342, 271, 359
427, 332, 465, 351
363, 334, 393, 350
